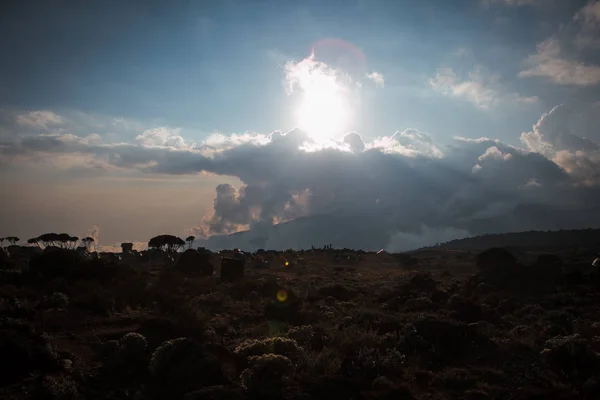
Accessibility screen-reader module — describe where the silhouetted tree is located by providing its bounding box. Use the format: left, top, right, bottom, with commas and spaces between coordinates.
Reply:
81, 237, 95, 252
68, 236, 79, 250
148, 234, 185, 266
56, 233, 72, 249
27, 237, 42, 249
185, 235, 195, 250
0, 238, 4, 249
37, 233, 60, 248
6, 237, 19, 246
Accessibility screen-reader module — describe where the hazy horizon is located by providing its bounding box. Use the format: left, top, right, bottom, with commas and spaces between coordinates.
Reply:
2, 0, 600, 252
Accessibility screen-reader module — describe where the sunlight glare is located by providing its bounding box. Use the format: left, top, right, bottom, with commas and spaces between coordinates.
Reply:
286, 52, 351, 142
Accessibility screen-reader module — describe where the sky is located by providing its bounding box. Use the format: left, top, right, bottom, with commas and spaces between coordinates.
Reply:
1, 0, 600, 251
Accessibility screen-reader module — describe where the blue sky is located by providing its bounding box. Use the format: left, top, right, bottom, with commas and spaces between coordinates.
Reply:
1, 0, 600, 250
1, 0, 590, 141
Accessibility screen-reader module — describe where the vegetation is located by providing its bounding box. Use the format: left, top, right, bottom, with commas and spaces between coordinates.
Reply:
1, 230, 600, 399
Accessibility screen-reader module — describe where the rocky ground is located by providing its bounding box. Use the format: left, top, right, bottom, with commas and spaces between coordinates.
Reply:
1, 248, 600, 399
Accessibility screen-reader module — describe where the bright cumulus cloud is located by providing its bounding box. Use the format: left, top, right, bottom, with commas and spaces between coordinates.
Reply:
3, 102, 600, 252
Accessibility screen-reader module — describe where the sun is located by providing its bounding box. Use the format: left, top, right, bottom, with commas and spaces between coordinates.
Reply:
296, 83, 349, 141
286, 52, 352, 142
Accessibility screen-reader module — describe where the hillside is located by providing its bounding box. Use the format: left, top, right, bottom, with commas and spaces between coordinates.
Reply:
199, 204, 600, 252
421, 229, 600, 253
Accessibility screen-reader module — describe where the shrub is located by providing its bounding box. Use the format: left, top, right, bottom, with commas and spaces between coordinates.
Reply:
233, 337, 304, 366
41, 292, 70, 310
541, 334, 600, 376
286, 325, 315, 347
42, 375, 80, 400
476, 248, 516, 270
318, 284, 352, 301
240, 354, 294, 397
341, 347, 406, 384
149, 338, 227, 397
117, 332, 148, 358
29, 249, 77, 280
0, 324, 59, 387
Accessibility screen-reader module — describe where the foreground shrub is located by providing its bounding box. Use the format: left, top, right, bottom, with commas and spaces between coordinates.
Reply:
286, 325, 316, 347
341, 347, 406, 385
541, 334, 600, 376
240, 354, 294, 397
0, 321, 59, 387
149, 338, 227, 398
476, 248, 516, 270
40, 292, 70, 310
117, 332, 148, 359
42, 374, 79, 400
233, 337, 304, 367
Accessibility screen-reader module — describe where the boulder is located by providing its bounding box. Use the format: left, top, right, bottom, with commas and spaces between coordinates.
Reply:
175, 249, 213, 277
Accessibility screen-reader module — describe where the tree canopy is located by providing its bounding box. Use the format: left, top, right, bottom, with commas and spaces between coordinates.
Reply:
28, 233, 80, 249
148, 235, 185, 253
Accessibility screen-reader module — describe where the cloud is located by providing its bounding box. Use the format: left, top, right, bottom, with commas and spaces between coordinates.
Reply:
430, 67, 538, 110
16, 111, 64, 130
478, 146, 513, 162
136, 127, 187, 148
520, 104, 600, 186
519, 39, 600, 85
387, 225, 472, 252
366, 72, 385, 87
369, 129, 444, 158
84, 225, 100, 251
2, 104, 600, 251
482, 0, 541, 6
520, 2, 600, 85
343, 132, 366, 153
574, 1, 600, 28
284, 51, 355, 96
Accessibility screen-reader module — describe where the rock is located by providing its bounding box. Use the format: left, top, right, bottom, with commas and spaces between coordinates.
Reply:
175, 249, 213, 277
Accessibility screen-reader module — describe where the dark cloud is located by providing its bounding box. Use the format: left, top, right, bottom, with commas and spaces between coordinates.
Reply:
1, 105, 600, 251
343, 132, 365, 152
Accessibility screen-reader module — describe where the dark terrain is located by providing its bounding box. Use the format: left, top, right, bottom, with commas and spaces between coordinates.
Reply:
1, 231, 600, 400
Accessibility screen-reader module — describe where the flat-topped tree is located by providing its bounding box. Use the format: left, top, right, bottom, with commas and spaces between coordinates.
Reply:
33, 233, 78, 250
68, 236, 79, 250
56, 233, 72, 249
185, 235, 195, 250
6, 237, 20, 246
148, 234, 185, 266
81, 237, 95, 252
27, 238, 41, 248
37, 233, 60, 248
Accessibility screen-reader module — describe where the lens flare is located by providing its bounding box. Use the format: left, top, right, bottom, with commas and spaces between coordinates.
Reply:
276, 289, 288, 302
